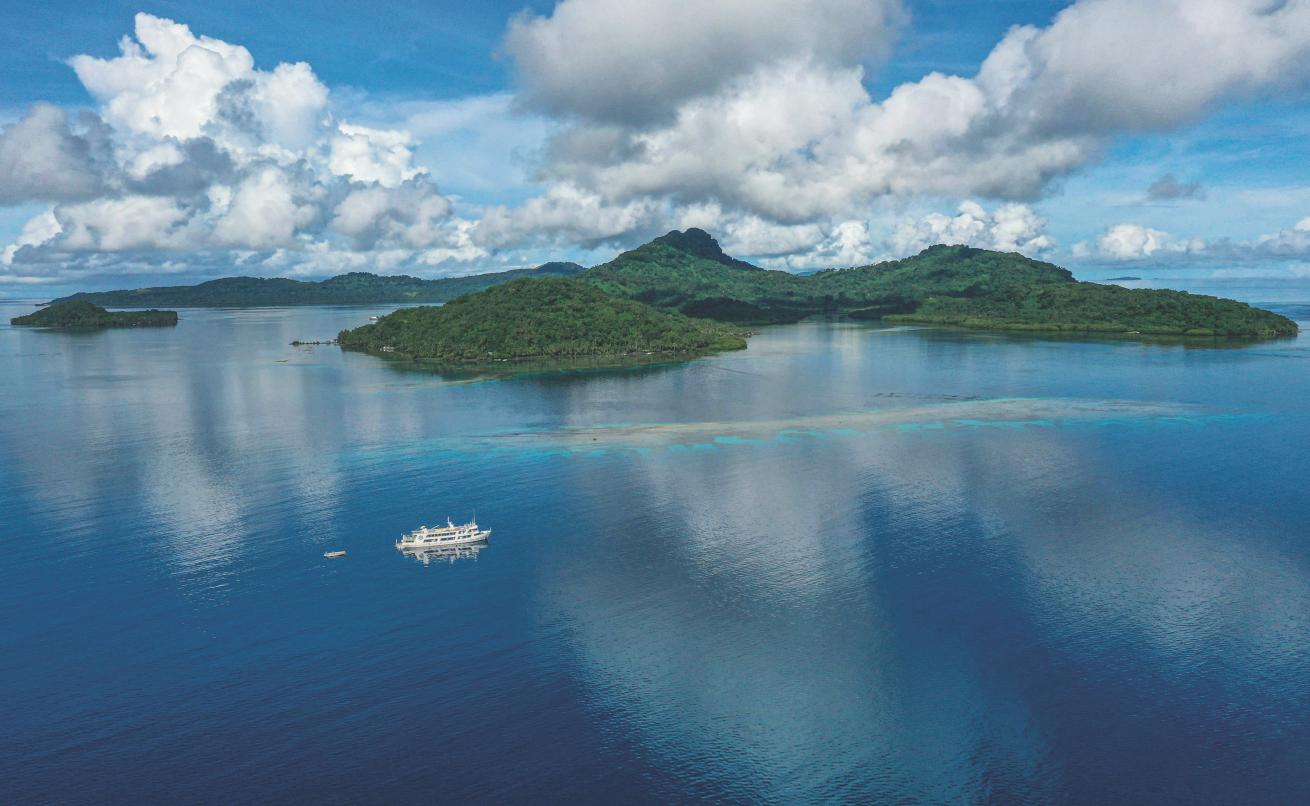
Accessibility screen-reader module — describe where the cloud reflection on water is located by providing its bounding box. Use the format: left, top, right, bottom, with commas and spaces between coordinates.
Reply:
5, 306, 1308, 800
537, 403, 1308, 800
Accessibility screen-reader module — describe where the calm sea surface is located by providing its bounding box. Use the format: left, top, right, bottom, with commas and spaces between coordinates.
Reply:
3, 290, 1309, 804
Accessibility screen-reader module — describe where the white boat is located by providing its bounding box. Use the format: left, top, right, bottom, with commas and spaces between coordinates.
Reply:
396, 517, 490, 551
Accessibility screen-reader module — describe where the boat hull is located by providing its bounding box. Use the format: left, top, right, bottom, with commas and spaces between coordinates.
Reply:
395, 530, 490, 550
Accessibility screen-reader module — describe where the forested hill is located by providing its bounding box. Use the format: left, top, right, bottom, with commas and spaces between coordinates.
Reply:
337, 277, 747, 363
582, 231, 1073, 324
11, 300, 177, 328
46, 227, 1297, 340
581, 230, 1295, 338
51, 262, 585, 308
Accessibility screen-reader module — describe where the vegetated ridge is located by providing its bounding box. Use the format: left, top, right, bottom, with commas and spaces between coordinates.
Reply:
581, 230, 1295, 338
51, 262, 586, 307
337, 277, 747, 363
11, 300, 178, 329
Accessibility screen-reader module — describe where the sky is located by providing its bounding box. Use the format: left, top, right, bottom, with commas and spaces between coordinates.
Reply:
2, 0, 1310, 295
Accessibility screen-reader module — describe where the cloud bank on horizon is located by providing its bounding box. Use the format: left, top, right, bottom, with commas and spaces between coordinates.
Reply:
3, 0, 1310, 287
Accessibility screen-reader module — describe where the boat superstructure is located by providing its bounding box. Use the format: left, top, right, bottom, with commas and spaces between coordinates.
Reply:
396, 517, 490, 551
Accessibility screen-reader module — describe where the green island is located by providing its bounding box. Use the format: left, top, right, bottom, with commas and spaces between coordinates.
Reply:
337, 277, 747, 363
50, 261, 585, 308
879, 282, 1292, 336
586, 231, 1078, 323
337, 231, 1293, 366
54, 228, 1297, 361
11, 300, 178, 329
581, 230, 1295, 338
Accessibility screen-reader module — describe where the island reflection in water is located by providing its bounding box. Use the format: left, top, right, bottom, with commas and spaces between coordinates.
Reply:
2, 303, 1309, 803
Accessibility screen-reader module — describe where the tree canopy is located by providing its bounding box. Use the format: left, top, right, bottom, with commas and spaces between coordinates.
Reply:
51, 263, 586, 308
582, 231, 1296, 338
337, 277, 747, 363
11, 300, 178, 329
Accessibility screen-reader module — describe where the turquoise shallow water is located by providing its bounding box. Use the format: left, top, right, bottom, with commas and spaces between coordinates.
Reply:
2, 298, 1309, 803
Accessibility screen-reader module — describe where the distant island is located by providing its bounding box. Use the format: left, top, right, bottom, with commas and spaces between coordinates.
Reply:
51, 230, 1297, 354
50, 262, 585, 308
11, 300, 178, 329
585, 230, 1076, 324
1106, 276, 1142, 282
338, 277, 746, 364
581, 230, 1296, 339
879, 282, 1292, 337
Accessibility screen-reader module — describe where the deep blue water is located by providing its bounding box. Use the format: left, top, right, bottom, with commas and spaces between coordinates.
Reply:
3, 295, 1310, 804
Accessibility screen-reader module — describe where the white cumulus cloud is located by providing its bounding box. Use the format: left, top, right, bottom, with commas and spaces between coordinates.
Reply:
1079, 224, 1177, 260
210, 167, 321, 249
891, 202, 1055, 257
0, 104, 106, 203
70, 13, 257, 141
505, 0, 905, 124
475, 183, 661, 249
1, 209, 61, 266
9, 2, 1310, 284
53, 195, 194, 252
2, 13, 471, 283
492, 0, 1310, 249
329, 124, 422, 188
331, 182, 456, 249
1255, 217, 1310, 257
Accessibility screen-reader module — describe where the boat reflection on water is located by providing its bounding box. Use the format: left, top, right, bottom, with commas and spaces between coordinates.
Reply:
398, 542, 487, 566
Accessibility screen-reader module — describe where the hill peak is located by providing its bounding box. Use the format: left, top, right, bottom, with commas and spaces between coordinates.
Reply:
898, 244, 1074, 282
533, 261, 586, 275
916, 244, 982, 258
652, 229, 758, 270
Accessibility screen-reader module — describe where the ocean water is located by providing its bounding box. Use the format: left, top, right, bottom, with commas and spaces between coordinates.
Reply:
3, 296, 1310, 804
